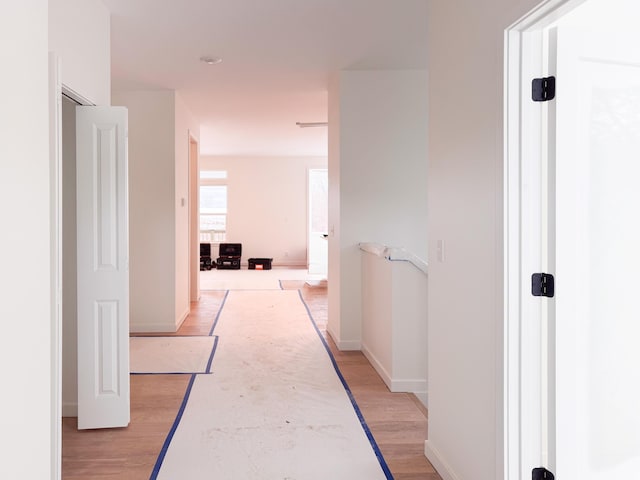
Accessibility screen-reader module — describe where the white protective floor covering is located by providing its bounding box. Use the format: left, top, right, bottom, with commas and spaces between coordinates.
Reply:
130, 336, 217, 374
154, 289, 388, 480
199, 267, 310, 290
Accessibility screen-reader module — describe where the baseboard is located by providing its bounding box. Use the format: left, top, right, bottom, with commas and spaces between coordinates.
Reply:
130, 322, 178, 333
391, 378, 428, 395
361, 343, 393, 388
175, 307, 189, 331
326, 326, 361, 351
414, 391, 428, 408
254, 261, 306, 268
62, 402, 77, 418
425, 440, 461, 480
362, 343, 428, 403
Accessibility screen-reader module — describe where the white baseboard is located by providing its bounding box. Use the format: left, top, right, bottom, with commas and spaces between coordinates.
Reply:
130, 322, 178, 333
425, 440, 461, 480
414, 391, 428, 408
62, 402, 77, 418
362, 342, 428, 404
361, 343, 393, 387
175, 307, 189, 330
326, 326, 361, 351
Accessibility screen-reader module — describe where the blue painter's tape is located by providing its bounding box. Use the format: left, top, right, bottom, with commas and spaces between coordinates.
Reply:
150, 373, 197, 480
131, 372, 202, 376
209, 290, 230, 336
296, 290, 394, 480
205, 336, 219, 374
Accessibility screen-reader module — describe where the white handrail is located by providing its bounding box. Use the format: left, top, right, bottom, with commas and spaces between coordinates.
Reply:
358, 242, 428, 276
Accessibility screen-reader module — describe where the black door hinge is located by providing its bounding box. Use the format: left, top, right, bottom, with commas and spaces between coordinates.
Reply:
532, 467, 555, 480
532, 76, 556, 102
532, 273, 555, 297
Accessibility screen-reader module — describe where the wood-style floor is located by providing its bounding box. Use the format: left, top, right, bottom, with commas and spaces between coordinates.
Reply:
62, 281, 441, 479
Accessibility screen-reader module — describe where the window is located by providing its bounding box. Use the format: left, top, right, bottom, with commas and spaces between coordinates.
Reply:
200, 171, 227, 242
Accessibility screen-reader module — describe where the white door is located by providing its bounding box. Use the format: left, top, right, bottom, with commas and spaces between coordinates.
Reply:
76, 106, 130, 430
307, 169, 328, 276
549, 22, 640, 478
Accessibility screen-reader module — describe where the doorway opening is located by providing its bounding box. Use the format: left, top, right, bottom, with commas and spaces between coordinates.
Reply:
505, 0, 640, 478
307, 168, 328, 282
61, 94, 79, 421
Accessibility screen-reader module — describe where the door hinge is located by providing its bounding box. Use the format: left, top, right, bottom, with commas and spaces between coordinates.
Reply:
532, 76, 556, 102
532, 467, 555, 480
532, 273, 555, 297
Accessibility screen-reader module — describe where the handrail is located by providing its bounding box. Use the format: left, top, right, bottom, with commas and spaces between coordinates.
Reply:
358, 242, 428, 276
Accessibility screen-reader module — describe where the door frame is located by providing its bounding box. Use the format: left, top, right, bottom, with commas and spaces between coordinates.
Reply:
504, 0, 587, 478
188, 133, 200, 302
49, 54, 97, 479
49, 53, 63, 480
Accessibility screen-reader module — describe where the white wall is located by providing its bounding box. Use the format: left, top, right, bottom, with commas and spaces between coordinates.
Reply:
49, 0, 110, 105
200, 156, 328, 266
361, 250, 428, 406
112, 90, 176, 332
327, 69, 429, 350
425, 1, 543, 479
0, 1, 51, 477
174, 93, 199, 327
361, 252, 393, 372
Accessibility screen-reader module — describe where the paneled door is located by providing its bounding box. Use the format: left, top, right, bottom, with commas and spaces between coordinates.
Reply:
76, 106, 130, 430
552, 24, 640, 478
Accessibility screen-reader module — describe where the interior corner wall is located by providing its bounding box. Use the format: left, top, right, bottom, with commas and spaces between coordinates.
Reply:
199, 156, 328, 266
0, 1, 51, 477
174, 94, 199, 328
332, 69, 428, 350
49, 0, 110, 105
424, 1, 543, 480
112, 90, 177, 332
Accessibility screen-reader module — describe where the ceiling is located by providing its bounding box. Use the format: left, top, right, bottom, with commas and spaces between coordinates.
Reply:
102, 0, 429, 157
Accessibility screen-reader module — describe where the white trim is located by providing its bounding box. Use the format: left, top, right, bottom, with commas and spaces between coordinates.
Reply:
188, 132, 200, 303
424, 440, 462, 480
130, 323, 183, 333
326, 327, 361, 351
176, 307, 190, 331
61, 84, 94, 107
362, 342, 428, 399
361, 342, 392, 385
49, 52, 63, 480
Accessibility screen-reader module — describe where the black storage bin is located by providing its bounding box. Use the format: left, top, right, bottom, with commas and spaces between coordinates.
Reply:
217, 243, 242, 270
217, 257, 241, 269
248, 258, 272, 270
219, 243, 242, 257
200, 243, 211, 257
200, 243, 213, 270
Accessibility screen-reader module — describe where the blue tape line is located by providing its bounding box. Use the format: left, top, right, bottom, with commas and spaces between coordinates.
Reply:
205, 336, 219, 374
131, 372, 207, 376
209, 290, 229, 336
149, 373, 197, 480
296, 290, 394, 480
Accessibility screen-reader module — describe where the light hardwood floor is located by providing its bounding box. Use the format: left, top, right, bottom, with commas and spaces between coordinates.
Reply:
63, 283, 441, 479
